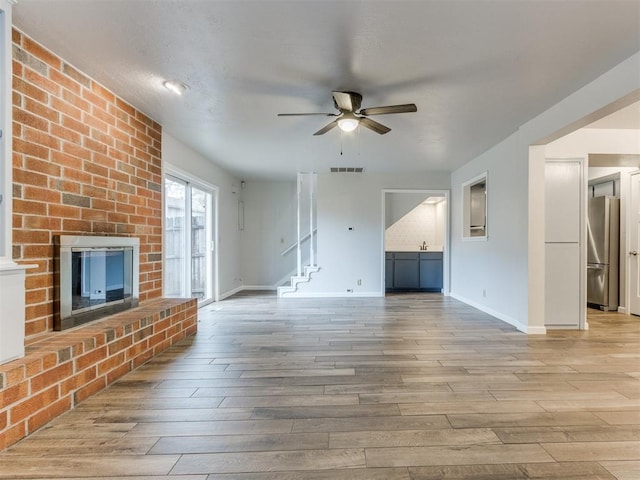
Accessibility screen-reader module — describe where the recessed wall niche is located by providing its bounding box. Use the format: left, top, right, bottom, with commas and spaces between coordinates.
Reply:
462, 172, 488, 240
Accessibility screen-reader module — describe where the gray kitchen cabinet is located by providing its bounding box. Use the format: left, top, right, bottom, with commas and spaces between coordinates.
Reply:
385, 253, 394, 289
393, 252, 420, 288
386, 251, 443, 292
420, 252, 443, 291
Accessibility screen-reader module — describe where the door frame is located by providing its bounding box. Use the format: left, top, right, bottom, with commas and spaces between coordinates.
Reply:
628, 169, 640, 316
164, 164, 220, 305
381, 189, 451, 296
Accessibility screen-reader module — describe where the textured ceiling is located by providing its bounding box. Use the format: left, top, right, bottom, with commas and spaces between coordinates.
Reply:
12, 0, 640, 180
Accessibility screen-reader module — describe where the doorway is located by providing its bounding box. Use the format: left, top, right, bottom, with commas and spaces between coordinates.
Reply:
541, 102, 640, 328
381, 189, 450, 295
164, 172, 218, 306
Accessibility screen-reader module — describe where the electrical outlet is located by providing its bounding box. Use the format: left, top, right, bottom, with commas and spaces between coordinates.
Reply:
357, 279, 362, 286
482, 289, 486, 297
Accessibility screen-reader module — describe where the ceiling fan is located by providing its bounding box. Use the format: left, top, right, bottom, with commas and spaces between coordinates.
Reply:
277, 91, 417, 135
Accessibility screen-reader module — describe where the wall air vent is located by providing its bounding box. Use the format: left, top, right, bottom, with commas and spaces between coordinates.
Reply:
330, 167, 365, 173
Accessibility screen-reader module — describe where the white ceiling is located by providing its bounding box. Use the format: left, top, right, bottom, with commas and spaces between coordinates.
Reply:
12, 0, 640, 180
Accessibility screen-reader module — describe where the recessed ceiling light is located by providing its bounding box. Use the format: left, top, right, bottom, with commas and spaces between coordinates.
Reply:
163, 79, 189, 95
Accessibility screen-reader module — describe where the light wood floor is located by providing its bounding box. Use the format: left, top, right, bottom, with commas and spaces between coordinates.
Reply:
1, 292, 639, 479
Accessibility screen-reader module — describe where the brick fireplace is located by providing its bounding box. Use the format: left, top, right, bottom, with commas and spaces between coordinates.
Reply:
0, 29, 198, 451
11, 29, 163, 340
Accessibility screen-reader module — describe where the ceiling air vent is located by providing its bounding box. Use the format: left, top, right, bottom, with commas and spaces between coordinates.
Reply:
330, 167, 365, 173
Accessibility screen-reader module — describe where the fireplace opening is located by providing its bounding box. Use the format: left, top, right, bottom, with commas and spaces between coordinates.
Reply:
55, 235, 139, 331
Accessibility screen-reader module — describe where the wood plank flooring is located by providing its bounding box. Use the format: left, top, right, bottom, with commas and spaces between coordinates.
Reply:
1, 292, 639, 479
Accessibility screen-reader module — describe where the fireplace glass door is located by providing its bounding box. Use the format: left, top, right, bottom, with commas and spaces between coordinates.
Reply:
71, 248, 133, 313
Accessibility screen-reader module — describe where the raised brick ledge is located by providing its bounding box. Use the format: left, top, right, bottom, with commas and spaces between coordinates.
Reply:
0, 298, 197, 451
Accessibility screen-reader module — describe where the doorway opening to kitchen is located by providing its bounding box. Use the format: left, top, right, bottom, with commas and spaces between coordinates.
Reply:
382, 189, 450, 295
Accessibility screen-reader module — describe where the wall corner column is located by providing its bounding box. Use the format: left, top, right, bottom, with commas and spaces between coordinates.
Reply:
527, 145, 547, 334
0, 0, 28, 363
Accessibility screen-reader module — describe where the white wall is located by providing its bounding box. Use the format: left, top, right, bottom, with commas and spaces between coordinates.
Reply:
385, 192, 429, 228
162, 132, 243, 299
450, 51, 640, 333
451, 133, 530, 331
297, 172, 450, 296
240, 180, 297, 288
385, 202, 444, 252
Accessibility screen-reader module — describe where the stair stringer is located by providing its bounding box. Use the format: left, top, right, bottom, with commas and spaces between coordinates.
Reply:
277, 266, 321, 297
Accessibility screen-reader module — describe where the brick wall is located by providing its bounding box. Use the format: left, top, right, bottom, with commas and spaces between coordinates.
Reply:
11, 29, 163, 339
0, 298, 198, 451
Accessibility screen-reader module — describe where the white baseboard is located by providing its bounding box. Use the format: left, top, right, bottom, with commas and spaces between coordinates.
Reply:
281, 291, 383, 298
241, 285, 278, 291
219, 286, 243, 300
618, 306, 627, 314
449, 292, 541, 334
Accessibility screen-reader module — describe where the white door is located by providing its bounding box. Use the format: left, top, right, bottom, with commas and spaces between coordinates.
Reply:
544, 159, 584, 328
164, 175, 216, 305
629, 171, 640, 316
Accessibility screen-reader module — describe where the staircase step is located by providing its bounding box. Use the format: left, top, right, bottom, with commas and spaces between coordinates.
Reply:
278, 265, 321, 298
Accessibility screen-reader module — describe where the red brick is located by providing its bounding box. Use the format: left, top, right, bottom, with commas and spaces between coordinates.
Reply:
14, 230, 50, 244
50, 123, 82, 144
0, 381, 28, 406
50, 96, 82, 120
25, 302, 52, 321
24, 69, 60, 97
13, 138, 49, 160
10, 385, 59, 424
48, 204, 81, 219
62, 219, 92, 232
73, 377, 107, 405
62, 88, 90, 112
106, 363, 132, 385
14, 107, 49, 131
0, 422, 26, 451
23, 36, 61, 69
75, 346, 108, 372
49, 68, 82, 96
13, 76, 48, 103
25, 157, 61, 177
27, 396, 72, 433
30, 362, 73, 393
59, 367, 97, 396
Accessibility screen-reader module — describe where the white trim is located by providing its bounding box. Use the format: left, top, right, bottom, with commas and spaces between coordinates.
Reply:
163, 167, 219, 304
219, 285, 243, 300
281, 291, 383, 298
241, 285, 278, 291
0, 1, 13, 264
461, 171, 488, 241
449, 292, 541, 334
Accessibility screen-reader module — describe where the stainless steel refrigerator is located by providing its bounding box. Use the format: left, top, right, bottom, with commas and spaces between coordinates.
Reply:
587, 196, 620, 311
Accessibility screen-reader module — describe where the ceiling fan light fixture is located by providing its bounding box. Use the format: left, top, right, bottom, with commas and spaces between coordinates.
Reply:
163, 79, 189, 95
337, 115, 359, 132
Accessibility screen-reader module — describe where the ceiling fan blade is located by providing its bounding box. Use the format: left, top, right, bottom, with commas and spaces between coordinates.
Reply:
359, 117, 391, 135
332, 91, 362, 112
313, 120, 339, 136
277, 113, 337, 117
359, 104, 417, 116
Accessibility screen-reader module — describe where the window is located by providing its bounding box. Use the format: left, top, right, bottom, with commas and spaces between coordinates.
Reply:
164, 174, 215, 304
462, 172, 488, 240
